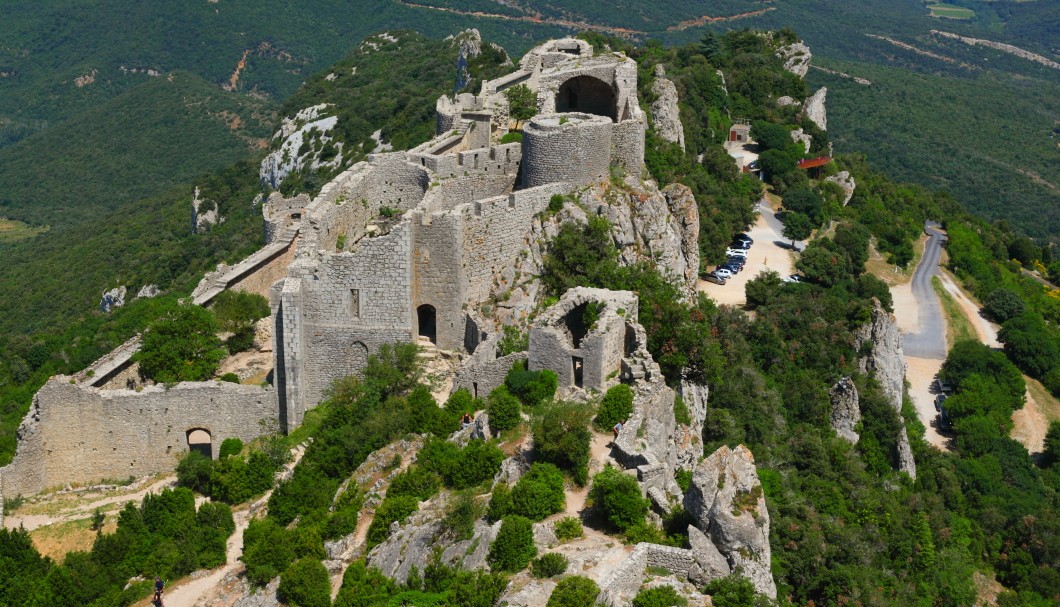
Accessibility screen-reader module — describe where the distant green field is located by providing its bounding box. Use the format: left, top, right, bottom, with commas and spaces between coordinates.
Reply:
928, 3, 976, 19
0, 218, 47, 243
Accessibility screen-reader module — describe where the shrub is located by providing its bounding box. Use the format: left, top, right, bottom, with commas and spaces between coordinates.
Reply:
703, 575, 772, 607
633, 586, 687, 607
243, 518, 295, 586
534, 401, 593, 485
176, 450, 213, 494
335, 562, 397, 607
219, 372, 241, 383
500, 131, 523, 144
211, 290, 270, 333
450, 440, 506, 489
219, 438, 244, 458
548, 194, 565, 214
985, 289, 1025, 323
278, 557, 331, 607
135, 304, 227, 383
488, 483, 513, 522
226, 326, 256, 354
498, 325, 529, 355
510, 463, 566, 521
487, 385, 522, 434
506, 364, 559, 408
554, 516, 583, 541
590, 465, 649, 532
442, 492, 483, 541
488, 515, 537, 572
546, 576, 600, 607
672, 395, 692, 426
366, 495, 420, 549
532, 552, 569, 578
594, 384, 634, 431
324, 489, 364, 540
388, 466, 442, 501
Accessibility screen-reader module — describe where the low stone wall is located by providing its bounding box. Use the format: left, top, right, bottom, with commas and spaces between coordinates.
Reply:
452, 337, 526, 401
598, 543, 695, 606
0, 378, 278, 498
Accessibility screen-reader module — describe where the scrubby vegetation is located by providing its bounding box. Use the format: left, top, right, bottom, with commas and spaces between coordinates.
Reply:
0, 488, 234, 607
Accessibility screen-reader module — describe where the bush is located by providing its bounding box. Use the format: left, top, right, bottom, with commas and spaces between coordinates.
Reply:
535, 401, 593, 485
176, 450, 213, 494
532, 553, 569, 578
388, 466, 442, 501
242, 518, 295, 586
589, 465, 649, 532
488, 483, 513, 522
278, 557, 331, 607
226, 326, 256, 354
134, 304, 227, 383
498, 325, 529, 355
510, 463, 566, 521
546, 576, 600, 607
450, 440, 506, 489
366, 495, 420, 549
554, 516, 583, 541
488, 516, 537, 572
703, 575, 773, 607
594, 384, 634, 431
505, 364, 559, 408
324, 489, 364, 540
334, 562, 397, 607
633, 586, 688, 607
211, 290, 271, 333
500, 131, 523, 144
985, 289, 1026, 323
442, 492, 483, 541
487, 385, 522, 434
219, 372, 241, 383
219, 438, 244, 458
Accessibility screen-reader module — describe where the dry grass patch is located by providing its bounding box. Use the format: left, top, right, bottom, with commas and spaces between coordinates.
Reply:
30, 516, 118, 562
865, 234, 926, 286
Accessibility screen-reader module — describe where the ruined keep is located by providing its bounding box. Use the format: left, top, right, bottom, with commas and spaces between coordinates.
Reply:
272, 38, 647, 427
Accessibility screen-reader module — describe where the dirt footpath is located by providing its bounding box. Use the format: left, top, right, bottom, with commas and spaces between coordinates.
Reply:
905, 356, 951, 451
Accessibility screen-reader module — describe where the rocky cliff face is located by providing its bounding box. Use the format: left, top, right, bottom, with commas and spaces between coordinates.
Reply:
855, 299, 916, 478
259, 104, 342, 189
803, 87, 827, 131
776, 42, 812, 78
830, 377, 861, 444
490, 178, 700, 327
826, 170, 856, 206
684, 445, 777, 598
650, 65, 685, 151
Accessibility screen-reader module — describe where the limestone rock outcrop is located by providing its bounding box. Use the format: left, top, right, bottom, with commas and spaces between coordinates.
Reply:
684, 445, 777, 598
855, 299, 916, 478
135, 284, 161, 299
825, 170, 856, 206
776, 96, 800, 108
776, 42, 812, 78
803, 87, 827, 131
830, 377, 861, 444
259, 104, 342, 189
676, 381, 709, 470
99, 286, 126, 313
790, 127, 812, 153
650, 65, 685, 150
192, 186, 224, 233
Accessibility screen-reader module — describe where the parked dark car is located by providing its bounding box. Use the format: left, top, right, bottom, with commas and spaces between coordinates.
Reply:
703, 271, 727, 285
719, 261, 741, 274
726, 255, 746, 267
938, 407, 953, 433
933, 378, 953, 394
735, 233, 753, 244
934, 394, 947, 412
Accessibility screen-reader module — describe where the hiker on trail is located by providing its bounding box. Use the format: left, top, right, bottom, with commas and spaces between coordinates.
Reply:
613, 420, 625, 441
153, 577, 165, 605
461, 412, 473, 429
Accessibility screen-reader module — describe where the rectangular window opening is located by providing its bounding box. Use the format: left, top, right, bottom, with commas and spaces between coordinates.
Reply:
350, 289, 360, 319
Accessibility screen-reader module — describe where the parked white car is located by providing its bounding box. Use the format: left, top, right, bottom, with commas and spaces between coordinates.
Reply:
783, 274, 803, 283
715, 267, 734, 279
725, 248, 748, 258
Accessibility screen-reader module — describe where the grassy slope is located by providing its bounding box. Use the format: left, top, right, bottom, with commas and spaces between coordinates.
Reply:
0, 72, 275, 228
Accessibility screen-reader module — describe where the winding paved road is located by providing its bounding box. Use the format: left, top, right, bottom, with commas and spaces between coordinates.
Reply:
902, 222, 947, 360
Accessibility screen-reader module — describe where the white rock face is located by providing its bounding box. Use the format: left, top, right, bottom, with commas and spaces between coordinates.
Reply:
684, 445, 777, 598
776, 42, 812, 78
191, 186, 224, 233
855, 299, 916, 478
135, 284, 161, 299
790, 127, 812, 153
803, 87, 828, 131
825, 171, 856, 206
776, 96, 800, 108
830, 377, 861, 444
650, 65, 685, 150
100, 286, 126, 312
259, 104, 341, 189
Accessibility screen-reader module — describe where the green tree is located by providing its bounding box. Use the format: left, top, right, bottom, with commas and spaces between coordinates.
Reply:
278, 557, 331, 607
535, 401, 593, 485
510, 463, 566, 520
1043, 421, 1060, 467
796, 241, 851, 286
781, 187, 825, 225
504, 84, 537, 127
780, 211, 813, 246
745, 270, 783, 309
541, 217, 618, 296
703, 575, 773, 607
546, 576, 600, 607
487, 516, 536, 572
211, 290, 270, 333
487, 386, 522, 434
589, 465, 649, 532
984, 290, 1026, 323
134, 304, 226, 383
633, 585, 688, 607
594, 384, 634, 432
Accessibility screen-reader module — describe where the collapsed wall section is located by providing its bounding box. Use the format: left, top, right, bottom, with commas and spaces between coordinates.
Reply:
0, 379, 278, 498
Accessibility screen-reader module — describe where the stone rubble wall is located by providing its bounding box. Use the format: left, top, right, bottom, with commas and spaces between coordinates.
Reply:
598, 543, 695, 606
0, 379, 278, 498
452, 334, 527, 400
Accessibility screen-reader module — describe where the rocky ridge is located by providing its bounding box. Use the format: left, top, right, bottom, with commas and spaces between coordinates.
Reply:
649, 65, 685, 150
830, 376, 861, 444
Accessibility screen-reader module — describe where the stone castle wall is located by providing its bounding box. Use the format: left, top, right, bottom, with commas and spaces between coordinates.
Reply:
0, 379, 277, 498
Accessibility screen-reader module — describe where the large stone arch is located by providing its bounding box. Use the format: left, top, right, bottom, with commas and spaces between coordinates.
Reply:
346, 340, 369, 373
556, 76, 617, 121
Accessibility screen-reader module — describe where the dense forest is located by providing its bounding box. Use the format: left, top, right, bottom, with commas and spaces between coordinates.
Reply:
0, 19, 1057, 607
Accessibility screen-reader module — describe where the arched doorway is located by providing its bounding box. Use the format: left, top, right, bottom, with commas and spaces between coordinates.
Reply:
346, 340, 369, 371
556, 76, 617, 121
187, 428, 213, 459
417, 305, 437, 344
